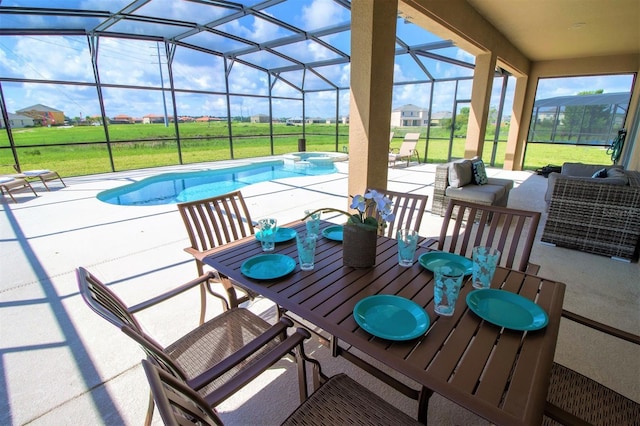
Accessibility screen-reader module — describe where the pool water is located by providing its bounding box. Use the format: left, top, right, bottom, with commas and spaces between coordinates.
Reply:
98, 160, 338, 206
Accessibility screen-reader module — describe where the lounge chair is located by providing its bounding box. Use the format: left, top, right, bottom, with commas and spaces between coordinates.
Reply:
389, 132, 420, 167
0, 176, 38, 202
16, 169, 66, 191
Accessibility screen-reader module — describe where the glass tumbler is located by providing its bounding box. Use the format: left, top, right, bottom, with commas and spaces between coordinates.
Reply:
433, 263, 465, 316
257, 218, 277, 251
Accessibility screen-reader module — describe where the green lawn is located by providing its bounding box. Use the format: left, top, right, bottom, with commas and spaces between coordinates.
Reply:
0, 122, 612, 177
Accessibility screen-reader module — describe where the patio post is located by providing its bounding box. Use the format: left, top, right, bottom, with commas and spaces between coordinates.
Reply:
465, 51, 497, 159
348, 0, 397, 201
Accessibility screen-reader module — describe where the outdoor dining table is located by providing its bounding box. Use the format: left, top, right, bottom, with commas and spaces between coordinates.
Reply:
203, 219, 566, 425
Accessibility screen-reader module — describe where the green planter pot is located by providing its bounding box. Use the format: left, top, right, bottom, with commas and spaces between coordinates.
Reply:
343, 223, 377, 268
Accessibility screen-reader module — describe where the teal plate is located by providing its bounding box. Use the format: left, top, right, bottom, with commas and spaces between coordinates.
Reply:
240, 254, 296, 280
322, 225, 343, 241
466, 289, 549, 331
353, 295, 429, 341
418, 251, 473, 275
255, 227, 297, 243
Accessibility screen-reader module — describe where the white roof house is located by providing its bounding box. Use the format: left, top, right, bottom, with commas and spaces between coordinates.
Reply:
0, 113, 35, 129
390, 104, 429, 127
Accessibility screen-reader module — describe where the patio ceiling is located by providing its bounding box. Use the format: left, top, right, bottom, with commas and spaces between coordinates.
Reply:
464, 0, 640, 61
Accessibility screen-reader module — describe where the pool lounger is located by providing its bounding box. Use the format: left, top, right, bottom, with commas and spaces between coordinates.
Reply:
0, 176, 38, 202
14, 169, 66, 191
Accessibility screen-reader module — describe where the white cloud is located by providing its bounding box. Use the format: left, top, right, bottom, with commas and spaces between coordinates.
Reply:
301, 0, 348, 30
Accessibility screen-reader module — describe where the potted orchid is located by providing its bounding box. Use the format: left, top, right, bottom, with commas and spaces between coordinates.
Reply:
303, 189, 395, 267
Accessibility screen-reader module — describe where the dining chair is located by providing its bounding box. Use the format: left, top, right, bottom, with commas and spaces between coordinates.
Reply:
434, 199, 541, 273
177, 191, 258, 324
367, 188, 429, 238
77, 267, 306, 426
141, 354, 423, 425
543, 310, 640, 425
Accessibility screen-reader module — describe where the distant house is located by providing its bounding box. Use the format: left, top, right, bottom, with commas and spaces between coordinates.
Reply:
0, 113, 35, 129
111, 114, 134, 124
286, 117, 304, 126
143, 114, 173, 124
250, 114, 270, 123
16, 104, 64, 126
390, 104, 429, 127
429, 111, 452, 126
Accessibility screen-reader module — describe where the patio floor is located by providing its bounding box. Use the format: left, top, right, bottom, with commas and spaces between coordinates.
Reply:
1, 158, 638, 425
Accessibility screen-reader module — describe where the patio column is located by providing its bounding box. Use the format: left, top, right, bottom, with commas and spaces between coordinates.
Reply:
348, 0, 398, 199
465, 51, 497, 159
504, 74, 529, 170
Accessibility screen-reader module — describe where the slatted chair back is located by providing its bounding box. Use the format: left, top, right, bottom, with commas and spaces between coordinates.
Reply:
77, 266, 142, 331
178, 191, 256, 323
367, 188, 429, 238
437, 199, 541, 272
76, 267, 188, 381
178, 191, 255, 272
142, 359, 222, 426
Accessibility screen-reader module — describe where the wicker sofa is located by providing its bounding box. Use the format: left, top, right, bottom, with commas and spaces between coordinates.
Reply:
432, 158, 513, 216
541, 163, 640, 261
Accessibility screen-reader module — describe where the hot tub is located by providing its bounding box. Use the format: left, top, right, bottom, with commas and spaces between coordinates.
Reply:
283, 152, 348, 166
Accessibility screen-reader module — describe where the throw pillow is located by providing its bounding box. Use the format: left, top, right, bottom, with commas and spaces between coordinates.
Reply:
591, 168, 607, 178
471, 159, 489, 185
605, 167, 629, 184
449, 160, 473, 188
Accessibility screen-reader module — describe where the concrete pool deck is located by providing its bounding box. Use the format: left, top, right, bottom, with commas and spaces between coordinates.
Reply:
1, 157, 638, 425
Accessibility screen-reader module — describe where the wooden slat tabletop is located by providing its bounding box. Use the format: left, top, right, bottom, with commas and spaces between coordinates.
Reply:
204, 220, 565, 425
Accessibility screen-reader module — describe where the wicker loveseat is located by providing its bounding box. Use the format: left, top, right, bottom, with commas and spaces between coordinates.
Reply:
432, 158, 513, 216
541, 163, 640, 261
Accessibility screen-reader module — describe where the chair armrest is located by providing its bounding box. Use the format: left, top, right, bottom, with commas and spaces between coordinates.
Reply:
561, 309, 640, 345
128, 271, 218, 313
525, 263, 541, 275
544, 401, 592, 426
202, 327, 311, 406
189, 317, 294, 390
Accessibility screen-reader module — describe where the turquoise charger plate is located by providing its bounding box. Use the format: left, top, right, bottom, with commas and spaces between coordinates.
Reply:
466, 289, 549, 331
255, 227, 297, 243
353, 295, 429, 341
240, 254, 296, 280
418, 251, 473, 275
322, 225, 343, 241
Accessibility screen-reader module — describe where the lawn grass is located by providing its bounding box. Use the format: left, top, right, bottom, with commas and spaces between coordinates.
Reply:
0, 122, 613, 177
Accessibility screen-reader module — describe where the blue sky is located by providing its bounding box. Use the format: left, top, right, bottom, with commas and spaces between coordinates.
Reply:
0, 0, 635, 121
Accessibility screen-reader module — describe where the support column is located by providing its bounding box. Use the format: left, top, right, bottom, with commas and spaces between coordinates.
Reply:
504, 74, 529, 170
348, 0, 398, 199
465, 51, 497, 159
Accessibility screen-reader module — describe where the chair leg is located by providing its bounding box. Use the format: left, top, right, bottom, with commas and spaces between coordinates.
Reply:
196, 262, 207, 325
144, 390, 155, 426
417, 386, 433, 424
296, 344, 309, 402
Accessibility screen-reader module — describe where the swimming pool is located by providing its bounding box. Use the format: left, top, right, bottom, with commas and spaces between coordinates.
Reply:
98, 159, 339, 206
